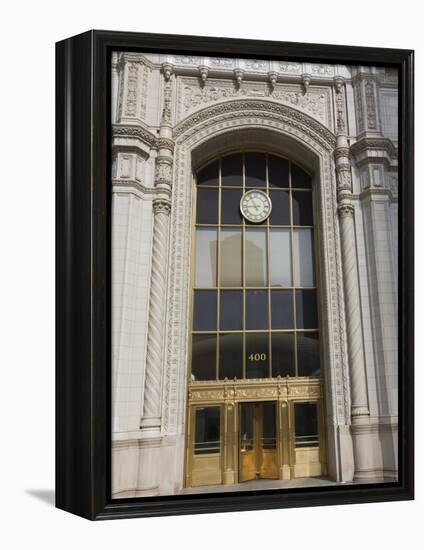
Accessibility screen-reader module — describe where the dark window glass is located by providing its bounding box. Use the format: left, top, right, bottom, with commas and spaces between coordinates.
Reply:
245, 152, 266, 187
196, 188, 218, 224
296, 289, 317, 329
297, 332, 320, 376
221, 153, 243, 186
246, 290, 269, 330
219, 333, 243, 379
292, 191, 313, 226
271, 290, 293, 329
271, 333, 295, 377
294, 402, 318, 447
268, 155, 289, 188
193, 290, 217, 331
197, 160, 219, 186
246, 333, 269, 378
221, 188, 243, 224
220, 290, 243, 330
269, 190, 290, 225
195, 406, 220, 454
291, 163, 312, 189
191, 335, 216, 381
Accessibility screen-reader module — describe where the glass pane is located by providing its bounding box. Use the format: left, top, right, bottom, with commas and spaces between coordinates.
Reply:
191, 335, 216, 381
197, 160, 219, 186
293, 229, 314, 286
262, 403, 276, 449
269, 190, 290, 225
294, 402, 318, 447
195, 228, 217, 287
221, 153, 243, 186
269, 229, 292, 286
245, 228, 267, 286
296, 289, 318, 329
292, 191, 313, 225
246, 290, 268, 330
193, 290, 217, 331
220, 290, 243, 330
220, 228, 242, 286
219, 333, 243, 379
246, 333, 269, 378
195, 406, 220, 454
196, 188, 218, 224
240, 404, 254, 450
268, 155, 289, 188
245, 152, 266, 187
271, 333, 295, 377
221, 189, 243, 224
271, 290, 293, 329
291, 163, 312, 189
297, 332, 320, 376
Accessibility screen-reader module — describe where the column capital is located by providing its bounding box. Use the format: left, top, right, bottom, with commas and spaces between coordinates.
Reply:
153, 198, 171, 215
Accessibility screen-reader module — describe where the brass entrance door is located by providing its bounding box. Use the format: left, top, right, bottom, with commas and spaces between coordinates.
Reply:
239, 402, 278, 481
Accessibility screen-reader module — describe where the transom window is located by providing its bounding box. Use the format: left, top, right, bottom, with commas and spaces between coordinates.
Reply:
190, 151, 320, 381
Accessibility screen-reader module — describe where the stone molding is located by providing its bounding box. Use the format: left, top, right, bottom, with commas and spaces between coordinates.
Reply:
112, 123, 157, 149
174, 98, 336, 150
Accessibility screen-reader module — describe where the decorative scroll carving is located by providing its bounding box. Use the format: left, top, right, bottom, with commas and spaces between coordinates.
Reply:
179, 81, 329, 124
209, 57, 233, 68
354, 83, 364, 133
125, 63, 139, 116
311, 64, 334, 76
245, 59, 268, 71
278, 61, 302, 73
365, 79, 377, 130
154, 160, 173, 186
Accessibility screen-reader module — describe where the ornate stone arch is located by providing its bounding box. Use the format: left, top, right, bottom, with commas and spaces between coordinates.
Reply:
162, 99, 351, 481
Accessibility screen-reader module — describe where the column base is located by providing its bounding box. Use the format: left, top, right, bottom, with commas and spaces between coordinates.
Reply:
223, 469, 236, 485
279, 465, 291, 480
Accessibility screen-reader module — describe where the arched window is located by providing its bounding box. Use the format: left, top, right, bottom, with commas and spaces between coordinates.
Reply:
190, 152, 320, 381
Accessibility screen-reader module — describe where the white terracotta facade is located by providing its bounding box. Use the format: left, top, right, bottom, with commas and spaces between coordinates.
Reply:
111, 52, 398, 497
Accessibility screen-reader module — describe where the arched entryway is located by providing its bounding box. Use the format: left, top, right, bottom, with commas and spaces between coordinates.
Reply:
162, 99, 355, 491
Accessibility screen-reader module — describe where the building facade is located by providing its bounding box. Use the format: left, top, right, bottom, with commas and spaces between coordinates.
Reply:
111, 52, 399, 497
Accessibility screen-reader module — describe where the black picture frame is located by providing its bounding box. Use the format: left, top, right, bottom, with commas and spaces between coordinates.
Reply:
55, 30, 414, 520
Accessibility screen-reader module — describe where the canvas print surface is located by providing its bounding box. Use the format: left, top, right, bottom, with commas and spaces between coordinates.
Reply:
111, 52, 399, 498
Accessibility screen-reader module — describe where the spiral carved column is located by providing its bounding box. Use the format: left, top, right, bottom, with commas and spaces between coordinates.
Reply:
140, 198, 171, 435
335, 134, 371, 480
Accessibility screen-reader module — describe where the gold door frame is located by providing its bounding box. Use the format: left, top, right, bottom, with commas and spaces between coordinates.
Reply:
185, 377, 326, 488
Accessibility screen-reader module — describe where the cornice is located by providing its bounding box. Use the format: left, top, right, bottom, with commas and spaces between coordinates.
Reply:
112, 123, 157, 149
350, 137, 398, 161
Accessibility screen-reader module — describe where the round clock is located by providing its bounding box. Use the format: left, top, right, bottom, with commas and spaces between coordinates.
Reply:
240, 189, 272, 223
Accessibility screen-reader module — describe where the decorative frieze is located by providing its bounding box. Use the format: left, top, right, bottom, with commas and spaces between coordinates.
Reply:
177, 79, 331, 126
188, 378, 321, 403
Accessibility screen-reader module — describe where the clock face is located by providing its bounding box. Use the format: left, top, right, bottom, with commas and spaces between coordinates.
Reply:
240, 190, 272, 223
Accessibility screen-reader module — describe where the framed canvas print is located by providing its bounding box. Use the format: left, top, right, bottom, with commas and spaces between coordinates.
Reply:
56, 30, 414, 520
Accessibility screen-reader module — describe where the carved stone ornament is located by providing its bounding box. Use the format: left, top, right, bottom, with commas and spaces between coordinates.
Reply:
153, 198, 171, 215
112, 124, 157, 148
156, 137, 175, 153
337, 202, 354, 217
199, 65, 208, 85
162, 63, 174, 81
336, 165, 353, 192
301, 73, 311, 93
179, 80, 330, 125
233, 68, 244, 87
155, 160, 173, 185
365, 79, 377, 130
